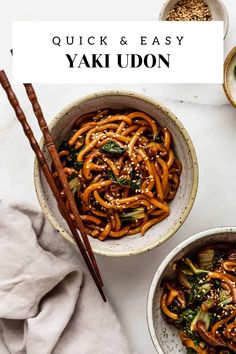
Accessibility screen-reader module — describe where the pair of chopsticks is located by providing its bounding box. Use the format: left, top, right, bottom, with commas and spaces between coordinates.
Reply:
0, 70, 106, 302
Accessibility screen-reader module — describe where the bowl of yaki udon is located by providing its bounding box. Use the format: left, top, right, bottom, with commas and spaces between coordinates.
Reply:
147, 227, 236, 354
34, 90, 198, 256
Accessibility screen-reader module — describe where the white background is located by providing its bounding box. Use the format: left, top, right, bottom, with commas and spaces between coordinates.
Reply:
0, 1, 236, 354
13, 21, 223, 83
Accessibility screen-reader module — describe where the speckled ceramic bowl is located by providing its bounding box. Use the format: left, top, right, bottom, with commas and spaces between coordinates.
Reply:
147, 227, 236, 353
223, 46, 236, 109
34, 91, 198, 257
159, 0, 229, 39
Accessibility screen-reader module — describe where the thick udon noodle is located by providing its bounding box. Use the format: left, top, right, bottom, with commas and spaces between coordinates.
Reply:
53, 110, 182, 240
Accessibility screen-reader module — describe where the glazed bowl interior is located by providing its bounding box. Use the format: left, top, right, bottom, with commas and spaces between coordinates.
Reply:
147, 228, 236, 353
34, 91, 198, 256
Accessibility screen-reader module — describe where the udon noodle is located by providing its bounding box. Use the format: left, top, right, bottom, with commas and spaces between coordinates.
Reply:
53, 110, 182, 240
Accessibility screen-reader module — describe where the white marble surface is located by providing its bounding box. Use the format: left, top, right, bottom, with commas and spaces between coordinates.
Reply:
1, 1, 236, 353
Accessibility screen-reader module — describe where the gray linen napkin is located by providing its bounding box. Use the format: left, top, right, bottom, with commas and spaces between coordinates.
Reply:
0, 201, 130, 354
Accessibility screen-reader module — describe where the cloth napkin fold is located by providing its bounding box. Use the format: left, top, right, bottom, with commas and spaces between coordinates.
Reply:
0, 201, 130, 354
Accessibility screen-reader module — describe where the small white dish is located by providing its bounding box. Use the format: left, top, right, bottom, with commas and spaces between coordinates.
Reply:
223, 46, 236, 109
159, 0, 229, 39
147, 227, 236, 353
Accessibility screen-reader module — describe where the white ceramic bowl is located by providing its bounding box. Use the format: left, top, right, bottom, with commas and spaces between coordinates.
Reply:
34, 90, 198, 257
147, 227, 236, 353
223, 46, 236, 109
159, 0, 229, 39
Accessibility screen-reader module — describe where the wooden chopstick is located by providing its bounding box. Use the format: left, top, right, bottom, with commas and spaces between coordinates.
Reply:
0, 70, 106, 301
23, 83, 103, 287
9, 50, 103, 287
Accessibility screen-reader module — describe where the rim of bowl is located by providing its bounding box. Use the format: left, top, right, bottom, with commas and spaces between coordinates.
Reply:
223, 46, 236, 109
147, 226, 236, 353
158, 0, 229, 39
34, 90, 199, 257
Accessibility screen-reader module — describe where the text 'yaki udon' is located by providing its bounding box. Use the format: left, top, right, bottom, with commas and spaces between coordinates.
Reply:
53, 110, 182, 240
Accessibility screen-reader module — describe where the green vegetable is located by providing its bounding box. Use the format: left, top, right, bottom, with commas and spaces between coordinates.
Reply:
177, 307, 211, 343
182, 267, 195, 276
68, 175, 80, 195
190, 308, 211, 331
177, 308, 199, 340
120, 207, 145, 221
218, 297, 233, 307
129, 179, 141, 190
67, 146, 84, 170
58, 140, 84, 171
108, 170, 141, 190
197, 247, 214, 270
234, 64, 236, 80
184, 258, 208, 275
101, 140, 125, 156
189, 277, 211, 304
129, 169, 142, 190
219, 289, 231, 302
218, 290, 233, 307
193, 339, 200, 347
108, 170, 129, 186
177, 309, 197, 324
189, 283, 211, 304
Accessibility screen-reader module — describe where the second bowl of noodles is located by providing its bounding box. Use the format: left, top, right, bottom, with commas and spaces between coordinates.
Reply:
34, 91, 198, 256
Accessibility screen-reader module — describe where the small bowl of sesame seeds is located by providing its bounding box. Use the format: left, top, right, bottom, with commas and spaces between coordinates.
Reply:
159, 0, 229, 39
147, 227, 236, 353
34, 90, 198, 256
